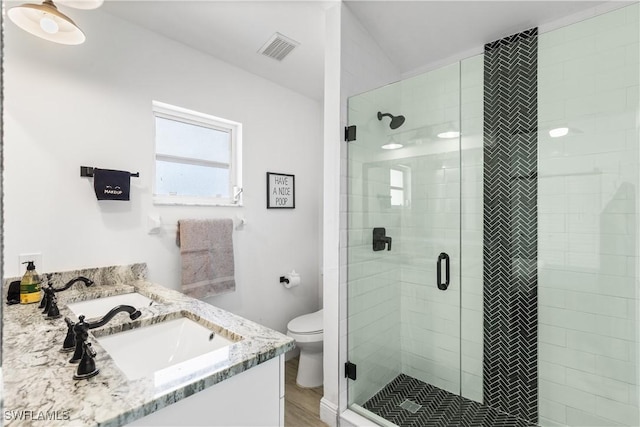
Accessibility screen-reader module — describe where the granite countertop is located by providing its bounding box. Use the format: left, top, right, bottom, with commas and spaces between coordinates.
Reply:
3, 265, 294, 427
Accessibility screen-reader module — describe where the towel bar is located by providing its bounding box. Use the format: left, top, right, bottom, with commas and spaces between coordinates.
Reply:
80, 166, 140, 178
172, 217, 246, 233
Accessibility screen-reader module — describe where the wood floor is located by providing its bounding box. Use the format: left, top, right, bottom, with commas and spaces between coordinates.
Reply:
285, 357, 328, 427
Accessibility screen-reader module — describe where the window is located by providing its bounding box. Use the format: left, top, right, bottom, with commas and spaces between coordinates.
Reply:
390, 166, 411, 207
153, 101, 242, 206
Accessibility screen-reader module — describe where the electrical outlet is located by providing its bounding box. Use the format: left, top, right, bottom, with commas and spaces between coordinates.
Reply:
18, 253, 43, 275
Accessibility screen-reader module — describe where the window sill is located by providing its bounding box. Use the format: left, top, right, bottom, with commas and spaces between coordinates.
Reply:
153, 196, 243, 207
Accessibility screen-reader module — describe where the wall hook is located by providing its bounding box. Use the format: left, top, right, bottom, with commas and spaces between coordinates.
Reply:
235, 215, 247, 230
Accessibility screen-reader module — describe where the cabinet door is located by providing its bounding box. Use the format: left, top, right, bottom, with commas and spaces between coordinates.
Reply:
128, 356, 282, 426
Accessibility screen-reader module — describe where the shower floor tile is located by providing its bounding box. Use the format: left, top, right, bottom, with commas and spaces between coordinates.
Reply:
362, 374, 538, 427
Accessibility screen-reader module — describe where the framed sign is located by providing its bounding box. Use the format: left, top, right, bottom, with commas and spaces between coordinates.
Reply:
267, 172, 295, 209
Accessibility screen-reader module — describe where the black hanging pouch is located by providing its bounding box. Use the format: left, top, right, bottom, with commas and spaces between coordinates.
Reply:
93, 168, 131, 201
6, 280, 20, 305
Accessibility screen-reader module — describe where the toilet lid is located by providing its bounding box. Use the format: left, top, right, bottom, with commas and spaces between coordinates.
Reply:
288, 310, 323, 334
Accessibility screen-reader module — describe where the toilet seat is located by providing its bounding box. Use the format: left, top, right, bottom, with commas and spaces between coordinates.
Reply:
287, 310, 323, 335
288, 330, 323, 343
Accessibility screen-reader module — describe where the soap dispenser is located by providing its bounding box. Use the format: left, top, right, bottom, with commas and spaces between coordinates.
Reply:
20, 261, 42, 304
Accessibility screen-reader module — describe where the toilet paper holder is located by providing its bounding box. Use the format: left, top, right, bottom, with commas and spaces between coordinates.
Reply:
280, 270, 300, 288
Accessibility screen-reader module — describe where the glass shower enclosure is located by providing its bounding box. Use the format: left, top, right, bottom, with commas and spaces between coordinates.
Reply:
346, 57, 486, 425
345, 4, 639, 427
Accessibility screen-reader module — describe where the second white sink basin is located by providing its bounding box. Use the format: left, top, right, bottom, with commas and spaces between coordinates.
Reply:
97, 316, 240, 382
67, 292, 155, 319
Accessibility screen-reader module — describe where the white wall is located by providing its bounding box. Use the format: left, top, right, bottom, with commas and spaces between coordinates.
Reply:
321, 4, 343, 425
322, 1, 401, 424
3, 7, 323, 334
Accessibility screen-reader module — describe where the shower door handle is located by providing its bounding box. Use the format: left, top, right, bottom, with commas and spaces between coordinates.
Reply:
437, 252, 450, 291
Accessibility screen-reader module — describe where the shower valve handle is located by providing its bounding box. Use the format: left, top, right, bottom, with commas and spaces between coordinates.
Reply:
373, 228, 392, 251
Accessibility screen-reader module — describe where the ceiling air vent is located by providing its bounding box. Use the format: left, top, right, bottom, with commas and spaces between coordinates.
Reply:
258, 32, 299, 61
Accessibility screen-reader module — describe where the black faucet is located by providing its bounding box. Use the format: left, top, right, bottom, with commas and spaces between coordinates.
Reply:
40, 276, 94, 314
84, 304, 142, 329
59, 276, 95, 291
69, 305, 142, 380
69, 305, 142, 367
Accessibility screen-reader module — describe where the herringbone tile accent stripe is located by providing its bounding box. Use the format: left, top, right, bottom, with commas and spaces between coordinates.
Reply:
483, 28, 538, 424
362, 374, 537, 426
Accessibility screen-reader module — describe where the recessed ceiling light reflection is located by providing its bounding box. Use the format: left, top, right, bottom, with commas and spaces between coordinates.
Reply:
381, 143, 403, 150
549, 127, 569, 138
437, 131, 460, 139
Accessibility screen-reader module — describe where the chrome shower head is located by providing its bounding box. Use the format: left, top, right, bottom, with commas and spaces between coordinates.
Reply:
377, 111, 405, 130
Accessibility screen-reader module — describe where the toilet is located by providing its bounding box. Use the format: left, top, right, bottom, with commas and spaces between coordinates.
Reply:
287, 309, 323, 388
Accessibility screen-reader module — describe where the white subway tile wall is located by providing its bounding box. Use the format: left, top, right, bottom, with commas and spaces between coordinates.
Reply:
538, 4, 639, 426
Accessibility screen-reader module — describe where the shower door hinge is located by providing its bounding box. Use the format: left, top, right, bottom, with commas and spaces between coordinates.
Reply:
345, 125, 357, 142
345, 361, 357, 380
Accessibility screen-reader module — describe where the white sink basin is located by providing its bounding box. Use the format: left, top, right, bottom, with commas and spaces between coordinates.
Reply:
67, 292, 155, 319
96, 316, 240, 383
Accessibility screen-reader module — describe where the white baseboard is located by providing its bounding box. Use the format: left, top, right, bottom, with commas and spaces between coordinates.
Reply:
342, 405, 396, 427
320, 401, 398, 427
320, 398, 338, 427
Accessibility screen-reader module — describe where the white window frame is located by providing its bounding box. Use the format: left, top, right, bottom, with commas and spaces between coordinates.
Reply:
152, 101, 243, 206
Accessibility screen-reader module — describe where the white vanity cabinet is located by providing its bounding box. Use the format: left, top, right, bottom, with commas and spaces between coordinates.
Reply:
3, 272, 294, 427
127, 355, 284, 426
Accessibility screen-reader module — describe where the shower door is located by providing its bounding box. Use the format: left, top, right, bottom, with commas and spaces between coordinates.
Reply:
345, 62, 465, 425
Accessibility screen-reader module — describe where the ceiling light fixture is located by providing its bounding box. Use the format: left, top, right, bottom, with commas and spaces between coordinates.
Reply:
8, 0, 88, 45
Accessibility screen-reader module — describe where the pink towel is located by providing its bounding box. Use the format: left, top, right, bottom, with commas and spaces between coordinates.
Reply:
177, 219, 235, 299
